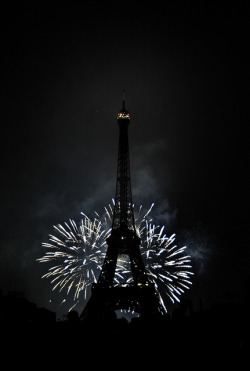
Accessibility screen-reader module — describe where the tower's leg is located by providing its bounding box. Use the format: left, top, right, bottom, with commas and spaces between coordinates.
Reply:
97, 246, 118, 286
80, 283, 165, 320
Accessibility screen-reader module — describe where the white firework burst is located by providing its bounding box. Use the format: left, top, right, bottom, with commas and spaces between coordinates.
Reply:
135, 204, 193, 310
37, 202, 193, 313
37, 212, 111, 311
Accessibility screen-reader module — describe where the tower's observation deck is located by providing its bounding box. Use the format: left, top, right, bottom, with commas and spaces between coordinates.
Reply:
117, 112, 130, 119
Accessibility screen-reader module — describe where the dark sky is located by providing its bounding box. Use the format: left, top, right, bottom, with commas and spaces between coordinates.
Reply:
0, 3, 249, 318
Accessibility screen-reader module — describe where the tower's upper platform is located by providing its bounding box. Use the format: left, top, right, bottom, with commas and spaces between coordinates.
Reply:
117, 91, 130, 120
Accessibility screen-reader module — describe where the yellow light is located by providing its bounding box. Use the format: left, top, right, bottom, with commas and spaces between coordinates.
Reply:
117, 112, 130, 119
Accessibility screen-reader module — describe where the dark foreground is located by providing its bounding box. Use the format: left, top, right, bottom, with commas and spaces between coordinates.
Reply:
1, 299, 249, 369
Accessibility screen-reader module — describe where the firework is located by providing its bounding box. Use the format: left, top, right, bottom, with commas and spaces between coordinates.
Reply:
37, 214, 111, 311
135, 204, 193, 311
37, 202, 193, 313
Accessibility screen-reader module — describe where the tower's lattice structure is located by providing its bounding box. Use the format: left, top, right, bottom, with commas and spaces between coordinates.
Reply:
81, 93, 165, 320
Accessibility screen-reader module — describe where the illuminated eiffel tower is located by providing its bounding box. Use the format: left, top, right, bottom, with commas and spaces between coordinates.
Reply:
81, 92, 165, 320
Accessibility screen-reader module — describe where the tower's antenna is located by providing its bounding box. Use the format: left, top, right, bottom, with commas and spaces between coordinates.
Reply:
122, 90, 126, 111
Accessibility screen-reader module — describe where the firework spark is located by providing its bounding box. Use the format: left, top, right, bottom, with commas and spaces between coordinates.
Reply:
37, 202, 193, 313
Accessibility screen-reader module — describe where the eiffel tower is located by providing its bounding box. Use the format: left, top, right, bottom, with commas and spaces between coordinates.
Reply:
80, 92, 165, 320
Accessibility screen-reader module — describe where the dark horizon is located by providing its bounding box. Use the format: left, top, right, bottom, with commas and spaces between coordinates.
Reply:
0, 287, 248, 368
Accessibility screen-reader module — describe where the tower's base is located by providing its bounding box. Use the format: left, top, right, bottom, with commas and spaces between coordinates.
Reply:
80, 283, 166, 320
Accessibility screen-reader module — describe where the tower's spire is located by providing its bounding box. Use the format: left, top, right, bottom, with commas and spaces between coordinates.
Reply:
122, 90, 126, 111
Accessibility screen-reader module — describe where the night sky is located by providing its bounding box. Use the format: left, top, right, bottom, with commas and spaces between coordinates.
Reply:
1, 3, 249, 319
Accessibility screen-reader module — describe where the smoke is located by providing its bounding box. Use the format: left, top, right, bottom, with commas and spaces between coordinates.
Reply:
35, 192, 68, 219
132, 165, 164, 205
149, 199, 178, 231
177, 225, 217, 277
75, 178, 114, 214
